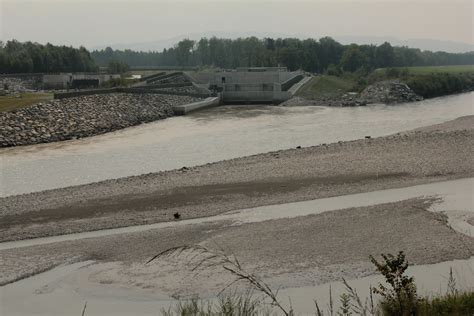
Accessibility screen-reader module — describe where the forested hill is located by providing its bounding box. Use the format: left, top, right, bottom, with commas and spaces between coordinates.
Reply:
0, 40, 98, 74
91, 37, 474, 72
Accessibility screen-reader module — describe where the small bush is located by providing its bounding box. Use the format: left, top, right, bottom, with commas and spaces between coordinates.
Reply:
370, 252, 418, 316
326, 64, 342, 76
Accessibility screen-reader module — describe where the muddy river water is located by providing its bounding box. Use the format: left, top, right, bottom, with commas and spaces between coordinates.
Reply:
1, 93, 473, 315
0, 92, 473, 197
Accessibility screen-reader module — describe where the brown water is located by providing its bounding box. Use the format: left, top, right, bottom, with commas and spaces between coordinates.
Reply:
1, 92, 473, 197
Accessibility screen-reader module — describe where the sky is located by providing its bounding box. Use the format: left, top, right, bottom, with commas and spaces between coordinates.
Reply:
1, 0, 473, 50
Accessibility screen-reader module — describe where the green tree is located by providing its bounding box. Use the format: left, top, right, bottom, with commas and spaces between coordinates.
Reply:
84, 37, 474, 72
175, 39, 195, 66
107, 60, 129, 74
340, 44, 368, 72
376, 42, 395, 68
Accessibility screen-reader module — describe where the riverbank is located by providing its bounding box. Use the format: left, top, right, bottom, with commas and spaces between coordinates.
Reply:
0, 93, 202, 147
0, 179, 472, 300
291, 67, 474, 107
290, 76, 422, 106
1, 115, 473, 241
1, 116, 473, 315
2, 92, 472, 197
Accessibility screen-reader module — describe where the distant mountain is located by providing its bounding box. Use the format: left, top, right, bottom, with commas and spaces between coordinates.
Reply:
90, 32, 474, 53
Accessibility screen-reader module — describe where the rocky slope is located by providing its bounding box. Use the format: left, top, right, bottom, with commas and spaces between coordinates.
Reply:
359, 80, 423, 104
0, 93, 202, 147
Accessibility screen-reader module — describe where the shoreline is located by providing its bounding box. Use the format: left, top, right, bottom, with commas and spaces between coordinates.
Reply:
0, 116, 472, 309
0, 92, 202, 147
284, 89, 473, 107
1, 89, 471, 149
1, 183, 472, 288
1, 115, 473, 241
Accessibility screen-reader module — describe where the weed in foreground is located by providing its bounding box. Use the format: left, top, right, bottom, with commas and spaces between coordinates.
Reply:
148, 247, 473, 316
148, 245, 292, 315
370, 252, 418, 316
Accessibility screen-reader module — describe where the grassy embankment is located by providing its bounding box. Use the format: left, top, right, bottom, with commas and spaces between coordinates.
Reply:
369, 65, 474, 98
0, 93, 53, 112
297, 65, 474, 100
295, 75, 356, 99
385, 64, 474, 75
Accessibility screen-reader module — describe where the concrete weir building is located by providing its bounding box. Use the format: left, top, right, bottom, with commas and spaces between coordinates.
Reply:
43, 73, 121, 90
186, 67, 307, 104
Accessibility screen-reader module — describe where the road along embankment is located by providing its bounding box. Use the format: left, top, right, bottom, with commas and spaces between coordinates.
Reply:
0, 93, 202, 147
1, 115, 473, 242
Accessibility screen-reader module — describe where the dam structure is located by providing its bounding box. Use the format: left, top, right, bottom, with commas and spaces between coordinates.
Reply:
46, 68, 309, 116
186, 67, 308, 104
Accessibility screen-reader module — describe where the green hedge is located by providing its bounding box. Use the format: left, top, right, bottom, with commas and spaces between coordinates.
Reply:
406, 72, 474, 98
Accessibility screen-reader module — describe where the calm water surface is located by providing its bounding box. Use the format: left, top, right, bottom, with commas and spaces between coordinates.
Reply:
1, 92, 472, 196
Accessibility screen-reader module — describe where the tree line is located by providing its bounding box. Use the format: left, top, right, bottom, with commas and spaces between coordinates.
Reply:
1, 37, 473, 75
0, 40, 98, 74
91, 37, 474, 73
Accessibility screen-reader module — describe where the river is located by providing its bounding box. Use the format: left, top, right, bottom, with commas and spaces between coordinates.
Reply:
1, 92, 473, 197
1, 178, 473, 315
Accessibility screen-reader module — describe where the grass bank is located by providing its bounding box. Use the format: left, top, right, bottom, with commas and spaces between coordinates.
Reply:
297, 65, 474, 102
369, 66, 474, 98
0, 92, 53, 112
381, 65, 474, 75
295, 75, 356, 99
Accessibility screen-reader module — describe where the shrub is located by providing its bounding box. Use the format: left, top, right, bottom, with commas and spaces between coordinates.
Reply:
370, 252, 418, 316
151, 247, 473, 316
406, 72, 474, 98
326, 64, 342, 76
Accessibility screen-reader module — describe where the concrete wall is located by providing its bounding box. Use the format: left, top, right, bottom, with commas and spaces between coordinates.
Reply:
288, 76, 312, 96
186, 69, 303, 104
189, 71, 298, 85
140, 82, 192, 89
281, 74, 303, 91
173, 96, 221, 115
43, 73, 121, 89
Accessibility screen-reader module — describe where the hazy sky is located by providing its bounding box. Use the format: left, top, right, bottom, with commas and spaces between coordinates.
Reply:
1, 0, 473, 48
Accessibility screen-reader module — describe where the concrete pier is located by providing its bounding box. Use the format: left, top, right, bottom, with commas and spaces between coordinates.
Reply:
172, 96, 221, 115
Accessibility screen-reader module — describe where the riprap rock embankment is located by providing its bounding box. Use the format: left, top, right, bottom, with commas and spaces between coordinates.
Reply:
0, 93, 201, 147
